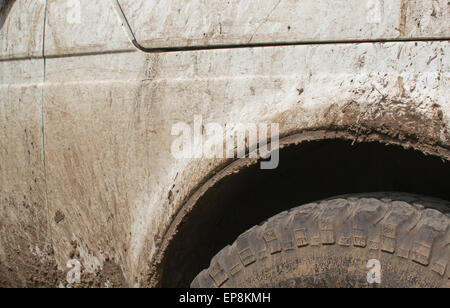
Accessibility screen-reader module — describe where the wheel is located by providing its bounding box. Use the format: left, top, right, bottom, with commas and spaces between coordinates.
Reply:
191, 193, 450, 288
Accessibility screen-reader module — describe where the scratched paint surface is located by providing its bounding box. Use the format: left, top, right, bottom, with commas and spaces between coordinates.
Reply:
3, 1, 448, 59
0, 0, 45, 59
119, 0, 449, 48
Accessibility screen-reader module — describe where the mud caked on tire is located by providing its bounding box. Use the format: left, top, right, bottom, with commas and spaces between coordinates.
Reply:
191, 193, 450, 288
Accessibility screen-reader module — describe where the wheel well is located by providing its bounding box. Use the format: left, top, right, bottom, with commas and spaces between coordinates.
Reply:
154, 135, 450, 287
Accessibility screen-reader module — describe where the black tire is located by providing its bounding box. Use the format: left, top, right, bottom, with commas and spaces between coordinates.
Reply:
191, 193, 450, 288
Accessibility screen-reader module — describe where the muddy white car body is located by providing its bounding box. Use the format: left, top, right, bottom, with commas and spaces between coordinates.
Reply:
0, 0, 449, 287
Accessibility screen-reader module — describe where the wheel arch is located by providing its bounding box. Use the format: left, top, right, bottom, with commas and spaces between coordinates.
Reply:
147, 127, 450, 287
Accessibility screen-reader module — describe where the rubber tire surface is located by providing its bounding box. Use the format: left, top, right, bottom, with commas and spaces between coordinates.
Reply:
191, 193, 450, 288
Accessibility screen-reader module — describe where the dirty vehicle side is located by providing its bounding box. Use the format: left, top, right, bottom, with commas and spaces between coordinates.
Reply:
0, 0, 449, 288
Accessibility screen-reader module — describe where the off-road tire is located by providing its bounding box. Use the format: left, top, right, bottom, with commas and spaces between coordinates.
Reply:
191, 193, 450, 288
